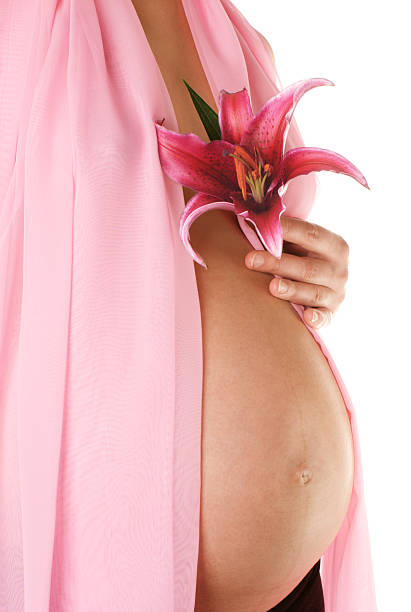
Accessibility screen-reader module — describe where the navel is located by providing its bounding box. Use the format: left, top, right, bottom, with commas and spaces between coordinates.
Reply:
295, 468, 313, 486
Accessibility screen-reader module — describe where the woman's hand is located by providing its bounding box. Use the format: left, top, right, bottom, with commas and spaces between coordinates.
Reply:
244, 216, 349, 329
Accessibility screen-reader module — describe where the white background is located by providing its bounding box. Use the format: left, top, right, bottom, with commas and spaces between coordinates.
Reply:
234, 1, 411, 610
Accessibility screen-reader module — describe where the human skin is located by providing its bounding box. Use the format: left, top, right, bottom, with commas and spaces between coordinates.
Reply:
130, 2, 355, 609
131, 0, 350, 330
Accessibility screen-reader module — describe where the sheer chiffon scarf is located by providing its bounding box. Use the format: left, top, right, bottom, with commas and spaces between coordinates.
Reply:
0, 0, 377, 609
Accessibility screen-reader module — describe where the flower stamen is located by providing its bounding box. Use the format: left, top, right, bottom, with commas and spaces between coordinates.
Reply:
226, 144, 274, 203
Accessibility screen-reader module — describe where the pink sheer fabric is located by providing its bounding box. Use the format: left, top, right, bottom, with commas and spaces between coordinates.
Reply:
0, 0, 377, 610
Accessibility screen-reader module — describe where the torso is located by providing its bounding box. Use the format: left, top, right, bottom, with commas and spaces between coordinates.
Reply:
134, 3, 355, 610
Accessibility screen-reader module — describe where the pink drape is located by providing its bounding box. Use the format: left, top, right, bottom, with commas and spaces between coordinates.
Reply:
0, 0, 377, 609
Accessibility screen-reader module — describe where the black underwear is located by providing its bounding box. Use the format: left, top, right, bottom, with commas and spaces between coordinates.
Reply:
266, 559, 324, 611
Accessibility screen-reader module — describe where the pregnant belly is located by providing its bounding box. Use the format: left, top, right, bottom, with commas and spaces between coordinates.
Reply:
190, 209, 355, 612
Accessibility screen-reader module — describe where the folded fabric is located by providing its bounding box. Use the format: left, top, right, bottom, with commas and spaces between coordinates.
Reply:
0, 0, 377, 609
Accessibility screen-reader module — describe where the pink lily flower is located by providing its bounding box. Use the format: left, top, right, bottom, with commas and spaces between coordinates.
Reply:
155, 78, 369, 269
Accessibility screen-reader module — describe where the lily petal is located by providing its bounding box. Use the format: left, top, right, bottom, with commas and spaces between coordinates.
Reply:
230, 191, 286, 258
155, 123, 238, 198
218, 88, 254, 145
180, 192, 236, 269
236, 215, 265, 250
279, 147, 370, 189
240, 78, 334, 169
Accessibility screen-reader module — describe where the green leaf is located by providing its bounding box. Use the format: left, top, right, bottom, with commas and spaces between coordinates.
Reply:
182, 79, 221, 141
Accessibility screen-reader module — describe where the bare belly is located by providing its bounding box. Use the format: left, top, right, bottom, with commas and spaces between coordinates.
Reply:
189, 208, 355, 612
129, 4, 354, 606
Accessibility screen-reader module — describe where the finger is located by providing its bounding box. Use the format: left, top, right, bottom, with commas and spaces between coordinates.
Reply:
282, 239, 309, 258
303, 307, 333, 329
280, 216, 349, 263
245, 250, 340, 292
268, 277, 339, 312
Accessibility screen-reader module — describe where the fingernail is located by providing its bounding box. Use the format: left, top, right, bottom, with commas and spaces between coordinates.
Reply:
311, 310, 322, 324
250, 253, 264, 268
278, 279, 289, 293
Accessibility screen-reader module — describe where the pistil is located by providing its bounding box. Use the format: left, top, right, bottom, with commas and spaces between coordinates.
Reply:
227, 145, 274, 203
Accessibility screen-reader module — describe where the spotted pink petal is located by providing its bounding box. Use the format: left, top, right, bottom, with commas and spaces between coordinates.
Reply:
230, 191, 286, 258
240, 78, 334, 169
155, 123, 237, 198
279, 147, 370, 189
218, 88, 254, 145
180, 192, 236, 269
